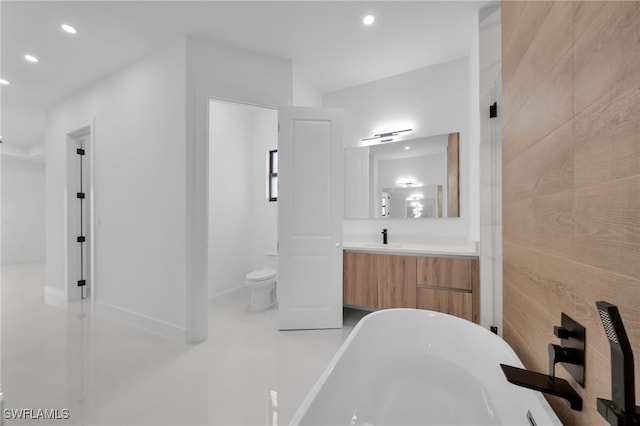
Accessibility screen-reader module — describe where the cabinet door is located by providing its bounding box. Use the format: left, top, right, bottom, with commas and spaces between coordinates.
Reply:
416, 288, 473, 322
343, 252, 378, 308
416, 257, 478, 290
377, 255, 417, 309
416, 256, 479, 323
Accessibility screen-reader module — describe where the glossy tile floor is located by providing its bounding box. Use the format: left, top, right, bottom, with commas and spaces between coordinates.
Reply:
1, 263, 368, 425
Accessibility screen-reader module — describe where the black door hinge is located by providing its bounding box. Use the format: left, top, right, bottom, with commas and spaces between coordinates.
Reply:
489, 102, 498, 118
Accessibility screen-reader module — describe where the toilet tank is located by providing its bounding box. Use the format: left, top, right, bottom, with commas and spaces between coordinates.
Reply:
265, 251, 277, 270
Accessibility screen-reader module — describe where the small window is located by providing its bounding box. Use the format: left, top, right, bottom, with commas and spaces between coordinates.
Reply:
269, 149, 278, 201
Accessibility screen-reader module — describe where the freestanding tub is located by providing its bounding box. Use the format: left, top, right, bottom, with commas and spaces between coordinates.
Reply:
290, 309, 561, 426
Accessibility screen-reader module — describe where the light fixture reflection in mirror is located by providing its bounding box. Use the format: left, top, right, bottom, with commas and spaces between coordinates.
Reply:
381, 185, 442, 218
396, 178, 423, 188
344, 132, 459, 219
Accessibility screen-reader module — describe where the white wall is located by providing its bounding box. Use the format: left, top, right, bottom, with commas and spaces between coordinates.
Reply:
344, 147, 370, 219
45, 35, 293, 342
46, 38, 188, 339
186, 37, 292, 341
249, 109, 278, 269
208, 102, 277, 299
324, 58, 479, 243
208, 102, 254, 298
1, 156, 46, 264
478, 5, 502, 332
468, 12, 482, 245
293, 63, 322, 107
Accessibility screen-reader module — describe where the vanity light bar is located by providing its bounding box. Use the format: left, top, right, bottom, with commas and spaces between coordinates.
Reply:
362, 128, 412, 142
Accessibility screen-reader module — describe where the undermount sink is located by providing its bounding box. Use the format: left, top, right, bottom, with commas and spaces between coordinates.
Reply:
363, 243, 403, 248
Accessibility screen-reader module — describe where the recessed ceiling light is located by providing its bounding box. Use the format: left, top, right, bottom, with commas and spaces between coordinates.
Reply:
363, 15, 375, 26
404, 146, 410, 150
0, 79, 9, 85
24, 54, 39, 63
61, 24, 77, 34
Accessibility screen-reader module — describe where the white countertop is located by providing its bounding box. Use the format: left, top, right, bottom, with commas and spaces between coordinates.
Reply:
343, 240, 479, 257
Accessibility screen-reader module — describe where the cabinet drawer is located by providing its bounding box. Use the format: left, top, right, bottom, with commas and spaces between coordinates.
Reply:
416, 257, 478, 290
416, 288, 473, 322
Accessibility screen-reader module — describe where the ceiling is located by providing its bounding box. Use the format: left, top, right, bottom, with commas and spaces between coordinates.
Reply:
1, 0, 490, 149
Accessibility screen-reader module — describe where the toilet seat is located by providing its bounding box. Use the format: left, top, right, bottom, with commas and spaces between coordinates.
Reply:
245, 268, 276, 282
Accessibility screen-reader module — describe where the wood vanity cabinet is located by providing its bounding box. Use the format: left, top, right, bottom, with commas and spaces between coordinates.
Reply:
343, 252, 378, 308
343, 252, 416, 309
377, 255, 416, 309
416, 256, 479, 323
343, 251, 479, 323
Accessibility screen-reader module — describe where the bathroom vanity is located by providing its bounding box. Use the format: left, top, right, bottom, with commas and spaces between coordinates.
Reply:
343, 243, 479, 323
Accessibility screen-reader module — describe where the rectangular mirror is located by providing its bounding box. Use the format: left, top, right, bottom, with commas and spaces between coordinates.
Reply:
345, 132, 459, 219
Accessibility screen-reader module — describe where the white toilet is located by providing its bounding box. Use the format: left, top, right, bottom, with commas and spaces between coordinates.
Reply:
245, 251, 277, 311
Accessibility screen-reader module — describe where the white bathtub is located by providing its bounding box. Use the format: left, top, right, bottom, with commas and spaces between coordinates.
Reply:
290, 309, 561, 426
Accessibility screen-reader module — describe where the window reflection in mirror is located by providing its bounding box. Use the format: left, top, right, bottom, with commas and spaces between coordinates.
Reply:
344, 132, 459, 219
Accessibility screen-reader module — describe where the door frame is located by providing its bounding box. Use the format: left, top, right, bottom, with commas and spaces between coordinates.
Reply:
66, 122, 95, 304
205, 96, 278, 298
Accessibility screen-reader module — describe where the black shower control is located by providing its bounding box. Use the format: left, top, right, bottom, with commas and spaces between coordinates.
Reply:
553, 326, 574, 339
76, 192, 85, 199
596, 301, 639, 426
500, 312, 585, 411
77, 236, 86, 243
554, 313, 586, 387
77, 279, 86, 287
76, 148, 85, 155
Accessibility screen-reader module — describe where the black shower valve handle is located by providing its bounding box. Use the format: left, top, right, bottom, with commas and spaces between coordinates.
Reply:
549, 344, 584, 380
554, 326, 575, 340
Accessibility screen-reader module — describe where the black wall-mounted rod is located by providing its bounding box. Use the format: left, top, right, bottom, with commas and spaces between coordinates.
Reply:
77, 146, 86, 299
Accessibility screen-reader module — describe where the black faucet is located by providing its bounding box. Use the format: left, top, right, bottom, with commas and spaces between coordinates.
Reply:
381, 228, 388, 245
595, 301, 640, 426
501, 313, 585, 411
500, 364, 583, 410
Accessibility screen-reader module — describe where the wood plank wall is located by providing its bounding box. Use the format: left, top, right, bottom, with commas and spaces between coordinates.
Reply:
502, 2, 640, 424
447, 132, 460, 217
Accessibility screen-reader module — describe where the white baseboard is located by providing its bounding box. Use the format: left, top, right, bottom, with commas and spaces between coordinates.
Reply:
94, 301, 187, 342
208, 284, 247, 301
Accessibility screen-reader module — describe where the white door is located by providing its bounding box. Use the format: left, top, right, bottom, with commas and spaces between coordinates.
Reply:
277, 107, 344, 330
